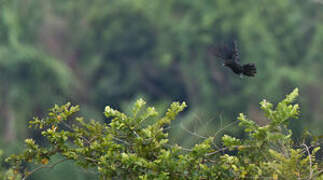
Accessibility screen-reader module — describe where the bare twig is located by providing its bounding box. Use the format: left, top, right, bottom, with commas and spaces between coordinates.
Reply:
111, 136, 130, 145
180, 123, 208, 139
84, 157, 99, 163
180, 146, 193, 152
213, 120, 239, 138
302, 143, 313, 179
205, 146, 231, 156
61, 121, 73, 130
312, 168, 323, 178
23, 159, 68, 180
164, 144, 192, 152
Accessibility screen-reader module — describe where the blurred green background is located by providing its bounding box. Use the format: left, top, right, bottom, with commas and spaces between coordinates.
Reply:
1, 0, 323, 179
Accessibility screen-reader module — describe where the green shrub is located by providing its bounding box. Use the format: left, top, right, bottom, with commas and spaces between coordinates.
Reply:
4, 88, 323, 179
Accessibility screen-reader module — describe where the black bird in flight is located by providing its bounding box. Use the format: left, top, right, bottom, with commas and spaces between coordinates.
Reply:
210, 41, 256, 77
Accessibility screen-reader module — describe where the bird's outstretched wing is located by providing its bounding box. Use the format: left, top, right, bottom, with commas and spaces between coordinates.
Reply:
209, 42, 235, 61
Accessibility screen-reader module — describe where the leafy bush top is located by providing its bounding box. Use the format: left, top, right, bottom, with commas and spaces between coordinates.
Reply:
5, 88, 323, 179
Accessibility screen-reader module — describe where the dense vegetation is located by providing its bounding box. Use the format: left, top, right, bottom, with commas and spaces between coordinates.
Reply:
3, 89, 323, 179
1, 0, 323, 179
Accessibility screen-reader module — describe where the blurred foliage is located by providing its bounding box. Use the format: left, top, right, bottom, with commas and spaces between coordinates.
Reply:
4, 89, 323, 179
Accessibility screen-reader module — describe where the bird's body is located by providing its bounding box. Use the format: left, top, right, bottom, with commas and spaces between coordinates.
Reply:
224, 61, 243, 74
210, 41, 256, 77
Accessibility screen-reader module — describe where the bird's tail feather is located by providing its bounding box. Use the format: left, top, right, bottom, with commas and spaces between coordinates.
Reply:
242, 63, 256, 77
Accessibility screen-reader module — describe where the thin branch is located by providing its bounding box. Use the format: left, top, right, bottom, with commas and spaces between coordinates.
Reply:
180, 146, 193, 152
124, 123, 140, 139
132, 130, 140, 138
23, 159, 68, 180
206, 145, 252, 156
84, 157, 99, 163
111, 136, 130, 145
165, 144, 192, 152
88, 136, 99, 143
213, 120, 239, 138
79, 135, 91, 145
302, 143, 313, 179
312, 168, 323, 178
180, 123, 208, 139
61, 121, 73, 130
205, 146, 231, 156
